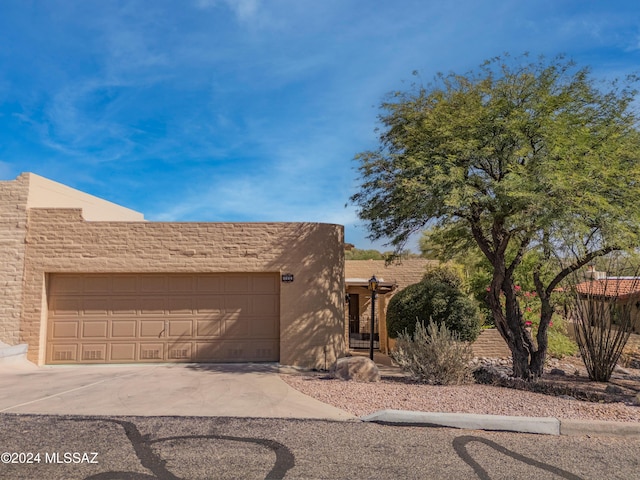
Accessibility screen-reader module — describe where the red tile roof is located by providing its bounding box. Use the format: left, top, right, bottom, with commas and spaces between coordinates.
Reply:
574, 278, 640, 299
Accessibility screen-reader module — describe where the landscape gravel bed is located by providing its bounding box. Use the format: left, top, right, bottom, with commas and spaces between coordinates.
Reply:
280, 373, 640, 422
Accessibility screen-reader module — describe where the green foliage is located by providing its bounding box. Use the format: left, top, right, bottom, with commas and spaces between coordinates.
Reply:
352, 53, 640, 378
547, 325, 579, 359
386, 267, 482, 341
516, 287, 578, 358
421, 228, 495, 325
344, 248, 384, 260
391, 320, 474, 385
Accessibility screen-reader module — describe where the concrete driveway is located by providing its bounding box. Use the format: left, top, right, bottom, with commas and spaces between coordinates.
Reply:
0, 361, 355, 420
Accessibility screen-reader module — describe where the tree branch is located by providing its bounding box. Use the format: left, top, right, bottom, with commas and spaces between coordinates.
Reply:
545, 246, 618, 296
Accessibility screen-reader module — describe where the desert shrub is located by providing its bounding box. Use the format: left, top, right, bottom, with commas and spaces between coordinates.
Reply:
387, 267, 481, 341
546, 317, 579, 358
391, 320, 474, 385
619, 343, 640, 369
572, 255, 640, 382
571, 279, 638, 382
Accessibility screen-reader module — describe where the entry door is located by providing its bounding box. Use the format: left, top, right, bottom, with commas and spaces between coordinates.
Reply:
348, 294, 360, 334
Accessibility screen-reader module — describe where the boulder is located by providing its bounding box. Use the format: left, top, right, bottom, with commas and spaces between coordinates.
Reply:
330, 356, 380, 382
613, 365, 631, 376
604, 384, 623, 395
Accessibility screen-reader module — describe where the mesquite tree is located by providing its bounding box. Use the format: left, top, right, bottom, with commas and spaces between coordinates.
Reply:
351, 54, 640, 379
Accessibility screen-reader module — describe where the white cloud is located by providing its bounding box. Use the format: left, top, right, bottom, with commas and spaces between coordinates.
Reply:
194, 0, 261, 22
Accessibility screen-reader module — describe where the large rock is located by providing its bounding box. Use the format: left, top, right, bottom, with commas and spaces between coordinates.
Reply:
330, 356, 380, 382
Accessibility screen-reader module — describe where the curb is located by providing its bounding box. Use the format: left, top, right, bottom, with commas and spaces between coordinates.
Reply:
361, 409, 640, 437
560, 419, 640, 437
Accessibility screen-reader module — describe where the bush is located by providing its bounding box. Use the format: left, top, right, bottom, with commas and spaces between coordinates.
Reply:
391, 320, 474, 385
387, 267, 482, 341
546, 317, 578, 359
570, 274, 639, 382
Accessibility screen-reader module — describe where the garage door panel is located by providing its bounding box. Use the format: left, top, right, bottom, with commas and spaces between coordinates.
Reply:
196, 275, 222, 293
252, 275, 279, 294
224, 275, 250, 293
112, 276, 137, 293
140, 276, 167, 293
224, 317, 249, 336
167, 296, 193, 314
110, 343, 136, 361
50, 297, 82, 317
111, 298, 138, 315
81, 344, 107, 362
196, 319, 221, 337
51, 321, 79, 339
253, 341, 279, 360
139, 320, 165, 337
50, 344, 77, 363
83, 276, 111, 293
195, 340, 279, 362
49, 276, 83, 295
167, 342, 192, 361
140, 297, 166, 314
112, 320, 137, 337
252, 296, 279, 315
47, 273, 279, 364
168, 276, 194, 292
225, 295, 250, 313
139, 343, 164, 361
82, 297, 110, 316
195, 341, 224, 361
168, 320, 193, 337
250, 317, 279, 337
195, 296, 223, 314
82, 321, 108, 338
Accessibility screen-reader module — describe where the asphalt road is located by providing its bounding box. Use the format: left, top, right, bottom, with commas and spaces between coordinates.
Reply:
1, 414, 639, 480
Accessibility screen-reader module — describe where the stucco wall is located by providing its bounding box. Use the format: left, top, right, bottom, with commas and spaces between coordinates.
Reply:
23, 208, 346, 368
345, 259, 436, 352
0, 175, 30, 345
25, 172, 145, 221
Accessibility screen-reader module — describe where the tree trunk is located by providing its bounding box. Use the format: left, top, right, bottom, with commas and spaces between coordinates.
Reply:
530, 294, 554, 377
486, 259, 536, 380
503, 283, 534, 380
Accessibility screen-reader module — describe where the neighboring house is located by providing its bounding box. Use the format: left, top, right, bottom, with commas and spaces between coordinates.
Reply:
574, 269, 640, 334
0, 173, 345, 369
345, 259, 437, 354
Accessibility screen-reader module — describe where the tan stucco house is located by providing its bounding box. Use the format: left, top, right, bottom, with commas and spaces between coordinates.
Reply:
345, 258, 436, 354
1, 173, 345, 369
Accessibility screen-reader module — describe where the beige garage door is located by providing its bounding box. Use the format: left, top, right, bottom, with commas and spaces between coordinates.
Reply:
46, 273, 280, 364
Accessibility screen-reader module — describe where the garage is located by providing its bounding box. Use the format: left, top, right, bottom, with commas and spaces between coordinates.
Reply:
46, 273, 280, 364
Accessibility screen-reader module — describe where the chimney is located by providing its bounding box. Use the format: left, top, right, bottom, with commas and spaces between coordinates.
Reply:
585, 265, 606, 280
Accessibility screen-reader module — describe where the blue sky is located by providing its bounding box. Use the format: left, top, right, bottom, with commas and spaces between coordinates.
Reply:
1, 0, 639, 251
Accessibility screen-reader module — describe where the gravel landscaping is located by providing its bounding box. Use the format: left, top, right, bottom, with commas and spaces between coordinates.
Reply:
280, 356, 640, 422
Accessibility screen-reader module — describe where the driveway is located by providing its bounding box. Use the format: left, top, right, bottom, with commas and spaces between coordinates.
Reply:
0, 361, 355, 420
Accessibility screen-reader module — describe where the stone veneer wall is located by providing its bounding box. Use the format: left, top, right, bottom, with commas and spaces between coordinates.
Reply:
0, 174, 30, 345
23, 208, 345, 368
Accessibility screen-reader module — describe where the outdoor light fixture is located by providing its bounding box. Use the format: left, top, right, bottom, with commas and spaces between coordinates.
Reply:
368, 275, 378, 360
